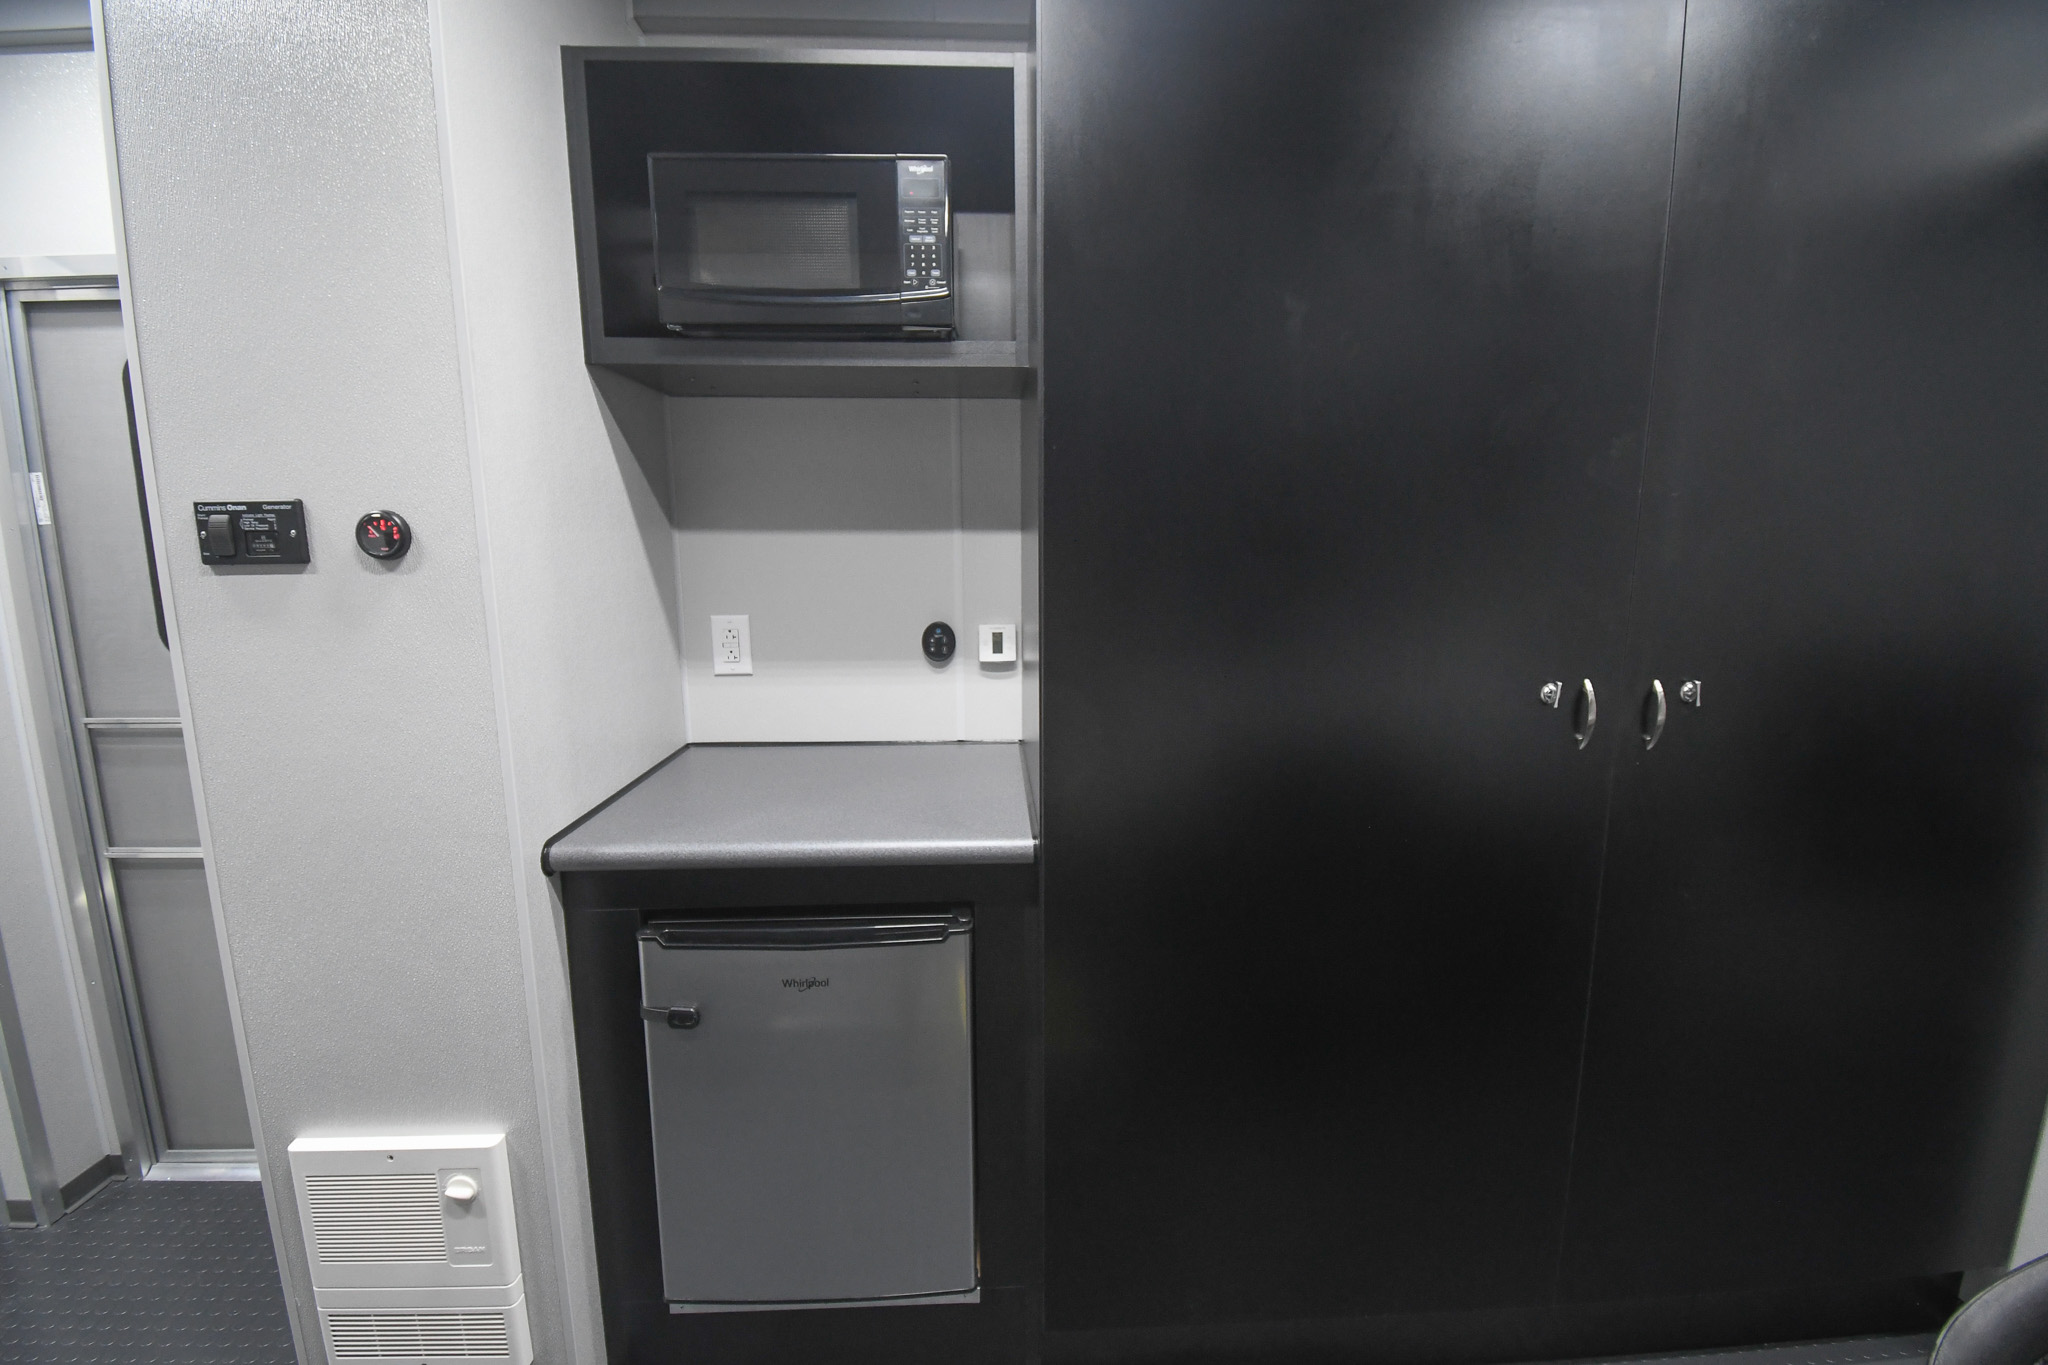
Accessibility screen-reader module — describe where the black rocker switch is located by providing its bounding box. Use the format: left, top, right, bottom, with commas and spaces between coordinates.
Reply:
195, 501, 309, 564
204, 513, 237, 558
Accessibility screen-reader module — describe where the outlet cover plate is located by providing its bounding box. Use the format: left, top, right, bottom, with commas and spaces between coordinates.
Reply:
711, 615, 752, 675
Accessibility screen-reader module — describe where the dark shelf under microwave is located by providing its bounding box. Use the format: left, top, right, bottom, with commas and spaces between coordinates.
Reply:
590, 335, 1028, 398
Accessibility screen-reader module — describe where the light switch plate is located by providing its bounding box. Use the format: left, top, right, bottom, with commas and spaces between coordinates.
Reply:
978, 623, 1017, 664
711, 615, 752, 675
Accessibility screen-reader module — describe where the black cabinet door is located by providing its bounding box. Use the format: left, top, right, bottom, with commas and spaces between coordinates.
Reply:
1041, 1, 1682, 1331
1563, 0, 2048, 1300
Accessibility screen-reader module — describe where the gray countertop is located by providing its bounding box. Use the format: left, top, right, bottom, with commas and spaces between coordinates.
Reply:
544, 742, 1037, 873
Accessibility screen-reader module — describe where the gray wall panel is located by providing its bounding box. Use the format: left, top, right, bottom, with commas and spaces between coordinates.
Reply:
670, 395, 1024, 743
112, 860, 245, 1150
430, 0, 692, 1357
26, 300, 174, 718
0, 49, 116, 257
91, 730, 196, 847
101, 0, 564, 1356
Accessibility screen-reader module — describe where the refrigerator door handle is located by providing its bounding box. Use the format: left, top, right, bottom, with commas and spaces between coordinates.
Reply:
1642, 679, 1668, 749
641, 1004, 702, 1029
1574, 678, 1598, 749
640, 915, 969, 951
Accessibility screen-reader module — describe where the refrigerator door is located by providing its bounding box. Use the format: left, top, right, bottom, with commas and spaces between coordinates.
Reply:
638, 915, 976, 1306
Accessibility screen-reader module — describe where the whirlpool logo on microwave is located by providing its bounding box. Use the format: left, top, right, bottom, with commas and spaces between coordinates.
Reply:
782, 976, 829, 992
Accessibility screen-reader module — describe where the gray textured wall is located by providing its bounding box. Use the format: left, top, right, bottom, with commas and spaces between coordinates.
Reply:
101, 1, 568, 1357
669, 396, 1024, 744
432, 0, 688, 1356
0, 48, 116, 258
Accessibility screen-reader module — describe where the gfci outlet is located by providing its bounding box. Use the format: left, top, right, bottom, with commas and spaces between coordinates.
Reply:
711, 615, 752, 675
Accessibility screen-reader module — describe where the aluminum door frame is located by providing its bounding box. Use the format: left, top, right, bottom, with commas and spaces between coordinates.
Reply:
0, 906, 63, 1224
1, 272, 240, 1171
0, 268, 148, 1211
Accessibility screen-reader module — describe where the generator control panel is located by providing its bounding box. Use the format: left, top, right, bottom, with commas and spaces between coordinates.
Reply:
194, 500, 309, 564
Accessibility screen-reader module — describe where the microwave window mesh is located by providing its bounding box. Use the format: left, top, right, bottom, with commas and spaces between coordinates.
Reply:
687, 195, 859, 291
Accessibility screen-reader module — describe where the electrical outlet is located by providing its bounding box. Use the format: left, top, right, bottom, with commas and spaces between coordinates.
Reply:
711, 614, 752, 675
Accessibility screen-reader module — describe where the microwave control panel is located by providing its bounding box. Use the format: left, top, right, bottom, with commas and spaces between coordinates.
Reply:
898, 157, 950, 295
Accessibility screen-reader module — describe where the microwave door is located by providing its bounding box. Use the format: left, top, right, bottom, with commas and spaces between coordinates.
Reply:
685, 193, 871, 300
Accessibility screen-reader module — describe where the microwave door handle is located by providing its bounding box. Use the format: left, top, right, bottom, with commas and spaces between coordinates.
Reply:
665, 287, 947, 305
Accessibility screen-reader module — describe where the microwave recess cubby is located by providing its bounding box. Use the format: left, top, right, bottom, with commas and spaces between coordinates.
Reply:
564, 47, 1031, 397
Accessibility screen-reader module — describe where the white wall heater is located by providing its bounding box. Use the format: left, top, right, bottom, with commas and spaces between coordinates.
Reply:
288, 1133, 532, 1365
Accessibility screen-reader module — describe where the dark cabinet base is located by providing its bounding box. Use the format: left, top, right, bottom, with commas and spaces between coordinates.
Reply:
1044, 1281, 1956, 1365
561, 867, 1041, 1365
563, 864, 1967, 1365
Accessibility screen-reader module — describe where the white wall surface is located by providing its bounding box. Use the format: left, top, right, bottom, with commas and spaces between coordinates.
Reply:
100, 0, 572, 1358
0, 49, 116, 258
429, 0, 687, 1357
673, 396, 1024, 743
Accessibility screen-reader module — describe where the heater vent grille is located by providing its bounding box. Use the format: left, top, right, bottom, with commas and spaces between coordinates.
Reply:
305, 1174, 445, 1263
327, 1310, 511, 1359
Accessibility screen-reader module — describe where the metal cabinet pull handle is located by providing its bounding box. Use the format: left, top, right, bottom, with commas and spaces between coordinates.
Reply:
1573, 678, 1598, 749
1642, 678, 1667, 749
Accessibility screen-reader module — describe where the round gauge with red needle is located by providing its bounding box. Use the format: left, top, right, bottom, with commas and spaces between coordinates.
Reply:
355, 511, 411, 560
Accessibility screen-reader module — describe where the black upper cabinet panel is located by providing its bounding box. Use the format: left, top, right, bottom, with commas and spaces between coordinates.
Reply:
1041, 0, 1681, 1335
1564, 0, 2048, 1299
578, 58, 1013, 339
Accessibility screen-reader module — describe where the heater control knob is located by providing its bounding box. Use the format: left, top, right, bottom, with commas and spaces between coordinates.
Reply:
444, 1174, 479, 1203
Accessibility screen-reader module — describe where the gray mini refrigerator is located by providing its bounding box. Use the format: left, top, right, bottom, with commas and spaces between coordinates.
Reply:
637, 914, 977, 1309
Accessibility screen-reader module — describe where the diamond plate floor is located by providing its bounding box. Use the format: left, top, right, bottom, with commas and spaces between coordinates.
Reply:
0, 1176, 295, 1364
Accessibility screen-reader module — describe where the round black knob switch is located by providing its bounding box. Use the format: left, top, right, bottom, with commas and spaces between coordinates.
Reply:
356, 511, 411, 560
922, 621, 956, 663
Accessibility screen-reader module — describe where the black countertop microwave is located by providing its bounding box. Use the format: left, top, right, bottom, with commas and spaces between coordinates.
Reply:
648, 154, 955, 339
